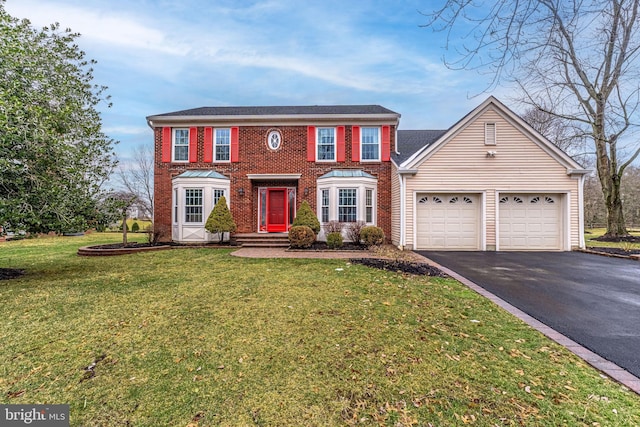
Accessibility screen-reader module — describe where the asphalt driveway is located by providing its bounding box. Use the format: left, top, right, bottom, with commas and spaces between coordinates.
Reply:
417, 251, 640, 378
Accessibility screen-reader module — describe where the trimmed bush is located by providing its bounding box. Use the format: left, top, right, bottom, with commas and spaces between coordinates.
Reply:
346, 221, 366, 244
205, 196, 237, 243
131, 222, 140, 232
361, 226, 385, 247
326, 232, 344, 249
292, 201, 321, 235
288, 225, 316, 249
323, 220, 343, 234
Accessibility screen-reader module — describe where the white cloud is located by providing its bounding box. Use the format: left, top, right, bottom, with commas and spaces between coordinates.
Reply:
5, 1, 187, 55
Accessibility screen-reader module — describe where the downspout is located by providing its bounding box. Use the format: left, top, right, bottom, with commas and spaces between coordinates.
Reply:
578, 174, 586, 249
399, 172, 406, 249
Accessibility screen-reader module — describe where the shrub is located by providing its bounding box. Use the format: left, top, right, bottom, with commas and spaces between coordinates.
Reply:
288, 225, 316, 248
326, 232, 344, 249
145, 223, 170, 244
361, 226, 385, 247
131, 222, 140, 232
346, 221, 366, 244
205, 196, 237, 243
292, 201, 321, 235
323, 220, 343, 234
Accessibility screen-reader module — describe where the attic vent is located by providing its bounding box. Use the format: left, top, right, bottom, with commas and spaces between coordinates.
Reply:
485, 123, 496, 146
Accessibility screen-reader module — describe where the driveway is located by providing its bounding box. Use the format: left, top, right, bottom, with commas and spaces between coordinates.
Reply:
417, 251, 640, 378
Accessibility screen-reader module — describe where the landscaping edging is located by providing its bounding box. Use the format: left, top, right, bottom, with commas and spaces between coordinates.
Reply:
579, 248, 640, 261
77, 245, 171, 256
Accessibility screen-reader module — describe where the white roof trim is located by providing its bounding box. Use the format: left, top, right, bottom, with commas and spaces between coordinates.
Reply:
247, 174, 302, 181
400, 96, 586, 173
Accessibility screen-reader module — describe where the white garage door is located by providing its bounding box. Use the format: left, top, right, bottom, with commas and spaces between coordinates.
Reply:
499, 194, 562, 250
416, 194, 480, 250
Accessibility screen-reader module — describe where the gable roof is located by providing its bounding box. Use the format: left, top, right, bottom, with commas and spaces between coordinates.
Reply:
393, 130, 447, 164
395, 96, 586, 174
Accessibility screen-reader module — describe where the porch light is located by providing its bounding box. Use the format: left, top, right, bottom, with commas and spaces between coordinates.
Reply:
238, 188, 245, 196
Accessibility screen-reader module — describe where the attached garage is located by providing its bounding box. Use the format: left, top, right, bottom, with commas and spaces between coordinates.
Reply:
393, 97, 587, 251
416, 193, 481, 250
498, 194, 563, 250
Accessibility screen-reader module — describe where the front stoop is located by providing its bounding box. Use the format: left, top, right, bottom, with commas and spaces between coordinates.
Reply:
234, 233, 290, 248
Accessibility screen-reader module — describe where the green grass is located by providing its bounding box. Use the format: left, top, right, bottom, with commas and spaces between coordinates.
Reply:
585, 228, 640, 250
1, 234, 639, 426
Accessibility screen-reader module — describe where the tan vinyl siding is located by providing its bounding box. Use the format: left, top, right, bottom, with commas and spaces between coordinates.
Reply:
404, 107, 581, 250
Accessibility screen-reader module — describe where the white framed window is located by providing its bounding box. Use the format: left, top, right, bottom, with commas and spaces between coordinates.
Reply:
173, 189, 178, 224
485, 123, 496, 145
365, 189, 373, 223
317, 127, 336, 161
321, 189, 330, 223
173, 128, 189, 162
360, 127, 380, 161
213, 189, 226, 207
215, 128, 231, 162
184, 189, 203, 223
338, 189, 357, 222
317, 172, 378, 238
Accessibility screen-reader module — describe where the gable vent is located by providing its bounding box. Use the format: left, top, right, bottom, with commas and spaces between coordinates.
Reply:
485, 123, 496, 146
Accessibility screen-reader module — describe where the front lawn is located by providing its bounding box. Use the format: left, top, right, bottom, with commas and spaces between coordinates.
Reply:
1, 234, 639, 426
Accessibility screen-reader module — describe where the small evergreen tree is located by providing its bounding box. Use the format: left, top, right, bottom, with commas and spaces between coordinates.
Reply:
131, 222, 140, 232
205, 196, 236, 243
292, 200, 321, 235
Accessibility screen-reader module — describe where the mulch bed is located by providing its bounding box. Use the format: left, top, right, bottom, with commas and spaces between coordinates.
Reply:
350, 258, 448, 277
0, 268, 25, 281
586, 247, 640, 256
86, 241, 231, 249
290, 242, 367, 251
592, 235, 640, 243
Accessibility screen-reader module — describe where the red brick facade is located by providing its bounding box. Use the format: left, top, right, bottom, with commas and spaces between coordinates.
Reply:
153, 118, 396, 242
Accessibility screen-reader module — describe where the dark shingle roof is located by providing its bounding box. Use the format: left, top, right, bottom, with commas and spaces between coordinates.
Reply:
394, 130, 447, 164
151, 105, 399, 118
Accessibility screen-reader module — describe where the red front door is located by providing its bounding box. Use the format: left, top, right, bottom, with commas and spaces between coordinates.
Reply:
267, 189, 287, 232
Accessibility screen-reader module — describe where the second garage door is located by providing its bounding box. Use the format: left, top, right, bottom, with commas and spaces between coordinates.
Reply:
498, 194, 563, 250
416, 194, 480, 250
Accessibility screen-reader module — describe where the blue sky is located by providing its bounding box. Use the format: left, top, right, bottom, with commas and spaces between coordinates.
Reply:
5, 0, 511, 165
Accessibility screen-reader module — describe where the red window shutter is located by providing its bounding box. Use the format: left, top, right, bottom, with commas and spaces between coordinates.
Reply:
161, 127, 172, 162
337, 126, 345, 162
230, 127, 239, 162
203, 127, 213, 162
189, 127, 198, 162
307, 126, 316, 162
351, 126, 360, 161
381, 125, 391, 161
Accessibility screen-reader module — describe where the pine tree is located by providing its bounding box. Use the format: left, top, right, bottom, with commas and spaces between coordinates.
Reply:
205, 196, 237, 243
292, 200, 321, 235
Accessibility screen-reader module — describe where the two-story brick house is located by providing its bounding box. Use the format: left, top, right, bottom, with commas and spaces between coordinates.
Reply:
147, 105, 400, 243
149, 98, 588, 250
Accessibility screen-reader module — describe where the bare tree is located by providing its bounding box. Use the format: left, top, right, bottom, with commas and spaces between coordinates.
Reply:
521, 105, 590, 164
118, 144, 154, 220
425, 0, 640, 238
